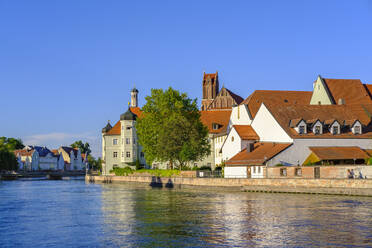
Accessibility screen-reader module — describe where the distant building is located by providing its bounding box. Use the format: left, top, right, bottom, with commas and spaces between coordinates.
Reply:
15, 146, 64, 171
57, 146, 85, 170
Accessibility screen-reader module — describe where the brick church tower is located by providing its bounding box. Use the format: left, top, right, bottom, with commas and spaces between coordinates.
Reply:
201, 71, 219, 110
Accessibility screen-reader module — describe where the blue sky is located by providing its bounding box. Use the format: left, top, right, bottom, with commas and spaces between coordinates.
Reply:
1, 1, 372, 157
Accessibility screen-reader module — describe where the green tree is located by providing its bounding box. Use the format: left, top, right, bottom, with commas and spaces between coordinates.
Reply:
87, 155, 102, 171
0, 147, 18, 171
136, 87, 210, 169
0, 137, 24, 151
71, 140, 91, 155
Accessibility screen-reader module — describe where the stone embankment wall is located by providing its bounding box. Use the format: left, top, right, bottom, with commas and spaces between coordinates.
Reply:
267, 165, 372, 179
86, 175, 372, 196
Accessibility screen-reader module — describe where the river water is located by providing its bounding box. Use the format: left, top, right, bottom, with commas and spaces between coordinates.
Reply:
1, 179, 372, 248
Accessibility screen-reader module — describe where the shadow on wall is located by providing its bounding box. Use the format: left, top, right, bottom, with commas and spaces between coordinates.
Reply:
149, 176, 174, 188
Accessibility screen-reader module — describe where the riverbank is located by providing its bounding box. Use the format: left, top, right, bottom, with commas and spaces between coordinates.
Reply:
86, 175, 372, 196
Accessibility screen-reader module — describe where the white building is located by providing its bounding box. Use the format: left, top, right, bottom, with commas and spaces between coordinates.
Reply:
15, 146, 64, 171
58, 146, 85, 171
224, 76, 372, 178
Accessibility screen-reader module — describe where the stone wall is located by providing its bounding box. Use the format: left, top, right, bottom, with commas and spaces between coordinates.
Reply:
267, 165, 372, 179
86, 175, 372, 196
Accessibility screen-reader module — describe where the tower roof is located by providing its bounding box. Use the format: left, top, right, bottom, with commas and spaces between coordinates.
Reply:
131, 87, 139, 93
102, 121, 112, 133
120, 108, 137, 120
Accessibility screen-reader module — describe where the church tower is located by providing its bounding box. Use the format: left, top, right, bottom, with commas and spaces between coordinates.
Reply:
201, 71, 219, 110
131, 87, 138, 108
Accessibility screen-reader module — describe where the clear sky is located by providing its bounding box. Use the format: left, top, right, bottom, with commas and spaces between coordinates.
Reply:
1, 1, 372, 157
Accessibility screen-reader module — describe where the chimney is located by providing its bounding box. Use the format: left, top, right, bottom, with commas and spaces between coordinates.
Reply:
338, 98, 345, 105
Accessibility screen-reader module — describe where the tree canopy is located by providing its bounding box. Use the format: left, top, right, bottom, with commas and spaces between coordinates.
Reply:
0, 137, 22, 171
71, 140, 91, 155
136, 87, 210, 169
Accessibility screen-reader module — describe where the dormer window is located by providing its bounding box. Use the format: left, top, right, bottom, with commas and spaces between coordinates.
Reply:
354, 126, 361, 134
299, 126, 305, 134
315, 126, 321, 134
212, 123, 221, 130
350, 120, 362, 135
332, 126, 338, 135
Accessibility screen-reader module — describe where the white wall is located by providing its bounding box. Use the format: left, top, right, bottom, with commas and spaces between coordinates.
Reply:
251, 104, 293, 143
228, 105, 252, 130
268, 138, 372, 166
224, 166, 247, 178
251, 166, 264, 178
222, 128, 243, 161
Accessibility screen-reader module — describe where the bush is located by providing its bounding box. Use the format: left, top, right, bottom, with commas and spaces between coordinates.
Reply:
110, 167, 134, 176
198, 165, 211, 171
274, 163, 285, 167
136, 169, 180, 177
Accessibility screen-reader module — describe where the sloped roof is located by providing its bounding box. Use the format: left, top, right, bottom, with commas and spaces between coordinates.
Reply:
226, 142, 292, 166
130, 107, 142, 118
225, 88, 244, 105
309, 146, 370, 160
364, 84, 372, 98
14, 149, 33, 156
242, 90, 312, 118
323, 78, 372, 105
265, 104, 372, 139
233, 125, 259, 140
200, 110, 231, 134
105, 121, 121, 135
61, 147, 80, 157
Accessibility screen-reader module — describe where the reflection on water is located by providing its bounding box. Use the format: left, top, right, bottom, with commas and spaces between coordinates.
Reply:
1, 180, 372, 247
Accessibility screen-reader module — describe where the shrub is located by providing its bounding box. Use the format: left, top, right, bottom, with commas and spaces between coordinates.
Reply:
198, 165, 211, 171
110, 167, 134, 176
136, 169, 180, 177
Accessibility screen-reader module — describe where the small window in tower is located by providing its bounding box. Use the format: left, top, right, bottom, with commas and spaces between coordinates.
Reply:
126, 152, 130, 158
113, 152, 118, 158
113, 139, 118, 145
126, 138, 130, 144
126, 126, 131, 130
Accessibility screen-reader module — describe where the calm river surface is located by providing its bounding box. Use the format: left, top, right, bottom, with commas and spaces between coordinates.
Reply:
1, 179, 372, 247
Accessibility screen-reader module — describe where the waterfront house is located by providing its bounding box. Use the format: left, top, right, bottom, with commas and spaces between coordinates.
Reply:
15, 146, 64, 171
58, 146, 85, 170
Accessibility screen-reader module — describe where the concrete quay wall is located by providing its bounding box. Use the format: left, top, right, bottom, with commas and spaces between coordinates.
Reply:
86, 175, 372, 196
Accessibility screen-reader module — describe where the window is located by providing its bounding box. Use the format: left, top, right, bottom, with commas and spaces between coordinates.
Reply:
295, 168, 302, 176
140, 152, 144, 158
253, 166, 256, 173
126, 152, 130, 158
315, 125, 321, 134
299, 126, 305, 134
126, 138, 130, 144
354, 126, 361, 134
332, 126, 338, 135
280, 168, 287, 177
231, 136, 234, 142
257, 166, 261, 173
133, 138, 136, 144
126, 126, 131, 130
113, 152, 118, 158
113, 139, 118, 145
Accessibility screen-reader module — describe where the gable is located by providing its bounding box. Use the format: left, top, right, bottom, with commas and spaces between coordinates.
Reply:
310, 76, 333, 105
207, 87, 243, 110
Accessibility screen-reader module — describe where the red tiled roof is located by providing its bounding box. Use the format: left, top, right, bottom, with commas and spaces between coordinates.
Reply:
200, 110, 231, 134
309, 146, 370, 160
265, 104, 372, 139
323, 78, 371, 105
226, 142, 292, 166
130, 107, 142, 118
105, 121, 121, 135
14, 149, 33, 156
242, 90, 312, 118
364, 84, 372, 99
233, 125, 259, 140
204, 73, 217, 79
